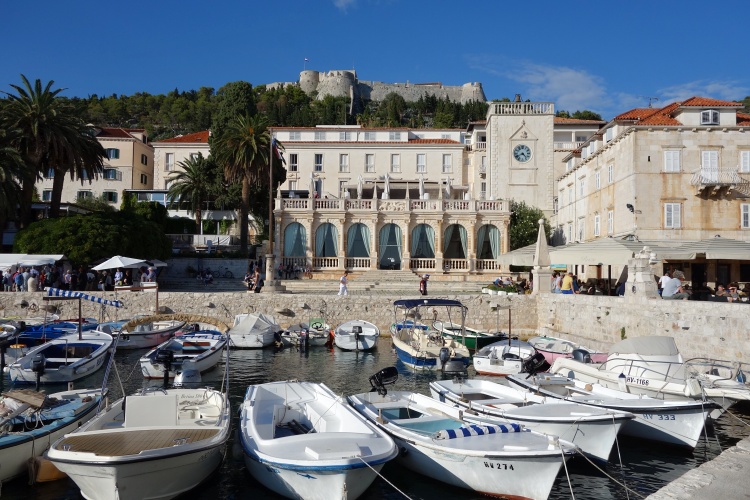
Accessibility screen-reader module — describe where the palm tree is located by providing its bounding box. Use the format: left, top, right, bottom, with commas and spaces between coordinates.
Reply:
167, 153, 214, 230
0, 128, 24, 219
213, 114, 284, 253
0, 75, 105, 225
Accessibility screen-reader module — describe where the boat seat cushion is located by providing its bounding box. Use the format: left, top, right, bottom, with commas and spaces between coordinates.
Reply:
125, 394, 177, 427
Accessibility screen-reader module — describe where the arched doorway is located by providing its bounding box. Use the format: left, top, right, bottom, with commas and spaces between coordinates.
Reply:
346, 223, 370, 258
379, 223, 402, 270
315, 223, 338, 259
410, 224, 435, 258
476, 224, 500, 259
443, 224, 467, 259
283, 222, 307, 258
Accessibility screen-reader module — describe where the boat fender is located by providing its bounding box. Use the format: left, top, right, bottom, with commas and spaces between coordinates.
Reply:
684, 378, 702, 398
737, 369, 747, 384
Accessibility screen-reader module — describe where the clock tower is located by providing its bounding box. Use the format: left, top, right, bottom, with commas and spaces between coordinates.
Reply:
486, 95, 555, 216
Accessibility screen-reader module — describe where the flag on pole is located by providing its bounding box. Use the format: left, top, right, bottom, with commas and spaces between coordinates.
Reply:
272, 138, 286, 165
304, 58, 309, 62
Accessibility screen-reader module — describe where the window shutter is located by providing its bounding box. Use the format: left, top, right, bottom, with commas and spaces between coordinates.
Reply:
741, 151, 750, 173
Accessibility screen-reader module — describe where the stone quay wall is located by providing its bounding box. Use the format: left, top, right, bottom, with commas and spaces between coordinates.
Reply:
537, 294, 748, 363
1, 292, 537, 337
2, 292, 746, 363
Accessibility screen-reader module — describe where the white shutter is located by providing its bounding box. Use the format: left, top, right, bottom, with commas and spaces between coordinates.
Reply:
742, 204, 749, 229
664, 151, 680, 172
741, 151, 750, 173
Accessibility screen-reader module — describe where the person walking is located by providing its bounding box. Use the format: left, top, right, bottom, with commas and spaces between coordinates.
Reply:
419, 274, 429, 296
338, 271, 349, 296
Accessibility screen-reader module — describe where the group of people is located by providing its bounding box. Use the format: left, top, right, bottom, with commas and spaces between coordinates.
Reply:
659, 270, 749, 302
276, 262, 307, 280
243, 265, 263, 293
492, 275, 531, 294
1, 264, 158, 293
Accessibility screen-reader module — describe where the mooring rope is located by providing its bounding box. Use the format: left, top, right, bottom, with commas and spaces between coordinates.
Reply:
612, 414, 629, 500
356, 456, 411, 499
577, 451, 647, 499
558, 441, 576, 500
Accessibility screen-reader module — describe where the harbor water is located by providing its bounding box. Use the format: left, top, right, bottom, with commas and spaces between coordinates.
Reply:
3, 338, 749, 500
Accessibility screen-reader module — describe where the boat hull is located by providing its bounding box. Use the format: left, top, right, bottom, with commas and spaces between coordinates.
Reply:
391, 336, 470, 371
0, 389, 103, 484
116, 322, 184, 350
229, 332, 274, 349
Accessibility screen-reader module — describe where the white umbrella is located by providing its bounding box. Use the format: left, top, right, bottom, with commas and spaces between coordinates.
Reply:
383, 173, 391, 198
496, 244, 538, 266
357, 175, 363, 199
445, 176, 452, 199
419, 174, 425, 199
660, 237, 750, 260
92, 255, 147, 271
146, 259, 169, 268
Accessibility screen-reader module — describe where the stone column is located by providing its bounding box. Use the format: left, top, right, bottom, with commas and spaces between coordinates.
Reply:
532, 267, 553, 295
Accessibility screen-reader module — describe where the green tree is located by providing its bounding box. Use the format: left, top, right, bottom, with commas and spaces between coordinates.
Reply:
14, 212, 172, 265
508, 200, 551, 250
0, 127, 24, 219
74, 193, 116, 213
0, 75, 106, 226
166, 153, 216, 229
212, 81, 255, 138
213, 114, 285, 253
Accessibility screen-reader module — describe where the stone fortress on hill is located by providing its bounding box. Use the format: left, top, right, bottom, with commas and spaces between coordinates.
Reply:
267, 69, 486, 104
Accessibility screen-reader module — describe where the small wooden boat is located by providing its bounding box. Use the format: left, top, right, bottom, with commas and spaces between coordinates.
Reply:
239, 380, 397, 500
527, 334, 608, 364
334, 319, 379, 351
429, 377, 634, 461
0, 387, 105, 485
391, 299, 471, 372
472, 339, 548, 377
508, 373, 716, 449
349, 367, 576, 500
47, 375, 230, 499
228, 313, 278, 349
279, 323, 332, 348
432, 320, 509, 351
8, 330, 114, 385
140, 331, 227, 379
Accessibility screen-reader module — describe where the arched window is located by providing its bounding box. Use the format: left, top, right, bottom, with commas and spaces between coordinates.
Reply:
283, 222, 306, 257
314, 223, 338, 257
443, 224, 467, 259
410, 224, 435, 258
476, 224, 500, 259
346, 223, 370, 257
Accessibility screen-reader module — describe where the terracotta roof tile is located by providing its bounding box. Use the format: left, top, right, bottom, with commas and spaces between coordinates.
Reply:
614, 108, 657, 121
159, 130, 210, 143
737, 112, 750, 126
408, 138, 461, 144
637, 102, 682, 125
553, 117, 606, 125
678, 97, 742, 108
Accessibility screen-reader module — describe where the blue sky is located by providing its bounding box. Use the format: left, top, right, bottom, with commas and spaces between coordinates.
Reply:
2, 0, 748, 121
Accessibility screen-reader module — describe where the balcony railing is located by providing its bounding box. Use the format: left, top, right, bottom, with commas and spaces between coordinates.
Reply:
554, 141, 585, 150
690, 166, 750, 195
468, 141, 486, 151
278, 198, 507, 212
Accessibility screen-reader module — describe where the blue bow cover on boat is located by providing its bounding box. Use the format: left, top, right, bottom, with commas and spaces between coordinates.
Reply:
47, 288, 123, 308
433, 422, 522, 440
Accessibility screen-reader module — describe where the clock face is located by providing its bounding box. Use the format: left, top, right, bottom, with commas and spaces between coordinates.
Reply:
513, 144, 532, 162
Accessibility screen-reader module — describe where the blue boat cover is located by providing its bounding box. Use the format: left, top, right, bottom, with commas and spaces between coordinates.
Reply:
433, 422, 523, 440
393, 299, 465, 309
47, 288, 123, 308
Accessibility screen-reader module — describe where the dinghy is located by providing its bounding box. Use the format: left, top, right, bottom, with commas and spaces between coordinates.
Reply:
239, 380, 397, 500
349, 367, 576, 500
472, 339, 549, 377
507, 373, 716, 449
47, 348, 231, 500
114, 317, 186, 349
528, 334, 608, 364
140, 330, 227, 379
228, 313, 279, 349
0, 387, 105, 485
333, 319, 379, 351
8, 330, 114, 385
429, 377, 634, 461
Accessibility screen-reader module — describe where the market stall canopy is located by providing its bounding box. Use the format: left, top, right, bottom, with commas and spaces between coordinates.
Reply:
659, 237, 750, 261
92, 255, 147, 271
0, 254, 64, 268
145, 259, 169, 268
496, 244, 538, 266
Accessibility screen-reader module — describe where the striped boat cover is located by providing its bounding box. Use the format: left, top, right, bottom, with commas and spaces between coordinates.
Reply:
434, 423, 522, 440
47, 288, 123, 308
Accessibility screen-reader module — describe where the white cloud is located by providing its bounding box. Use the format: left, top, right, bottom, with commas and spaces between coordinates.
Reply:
333, 0, 356, 10
511, 63, 609, 113
659, 80, 749, 103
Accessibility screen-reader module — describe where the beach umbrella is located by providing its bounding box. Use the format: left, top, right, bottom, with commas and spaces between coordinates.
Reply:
660, 237, 750, 260
146, 259, 169, 268
383, 172, 391, 198
419, 174, 425, 199
357, 175, 363, 199
92, 255, 146, 271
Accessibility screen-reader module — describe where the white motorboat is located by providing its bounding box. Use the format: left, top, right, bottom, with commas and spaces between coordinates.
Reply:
228, 313, 279, 349
140, 330, 227, 379
279, 323, 332, 348
0, 387, 105, 485
333, 319, 379, 351
432, 319, 509, 351
429, 377, 634, 461
508, 373, 716, 449
239, 380, 397, 500
8, 330, 114, 385
115, 318, 186, 349
390, 299, 471, 372
549, 335, 750, 417
47, 383, 230, 500
528, 334, 609, 364
472, 339, 549, 377
349, 367, 576, 500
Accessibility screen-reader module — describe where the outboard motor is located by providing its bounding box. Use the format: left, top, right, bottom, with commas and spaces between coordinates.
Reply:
438, 347, 451, 367
31, 353, 47, 390
571, 349, 592, 364
174, 362, 201, 386
369, 366, 399, 396
155, 349, 175, 389
522, 352, 550, 376
442, 359, 468, 377
352, 325, 362, 351
273, 330, 284, 348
